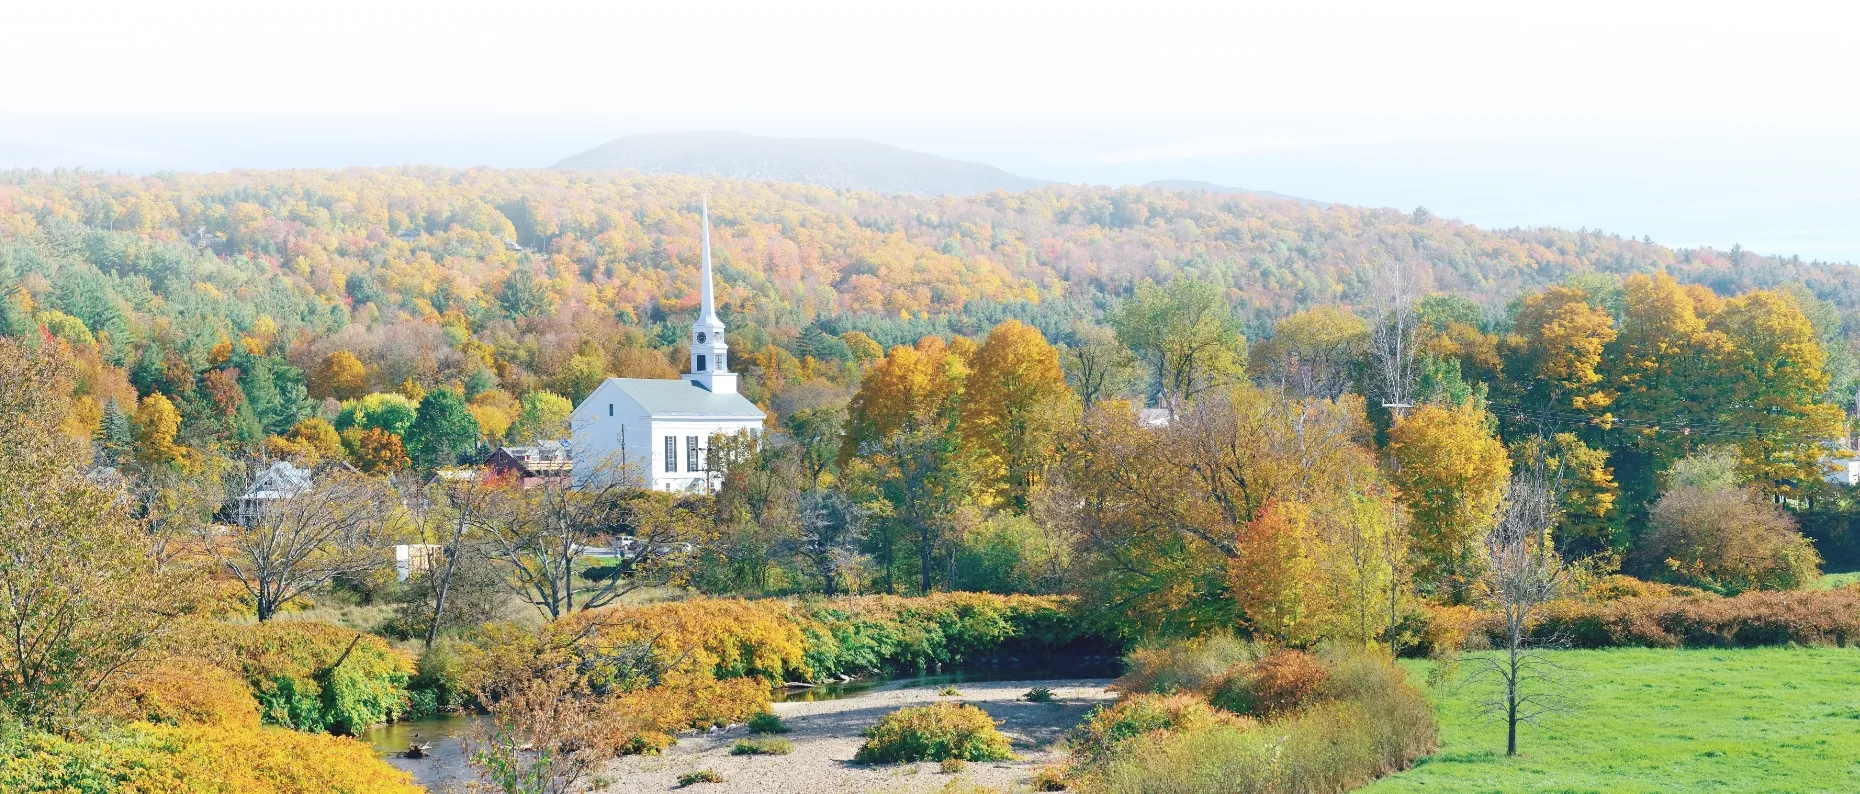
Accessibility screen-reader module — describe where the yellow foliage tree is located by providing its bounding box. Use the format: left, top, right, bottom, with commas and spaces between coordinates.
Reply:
469, 389, 520, 445
844, 336, 970, 593
1505, 285, 1618, 415
844, 336, 969, 456
1252, 305, 1369, 399
133, 392, 188, 467
960, 321, 1076, 510
1607, 273, 1729, 478
841, 331, 883, 364
1388, 401, 1511, 594
311, 350, 369, 401
1706, 290, 1847, 498
266, 417, 343, 463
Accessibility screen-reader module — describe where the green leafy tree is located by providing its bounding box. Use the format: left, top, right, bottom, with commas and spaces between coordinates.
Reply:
509, 391, 573, 444
498, 267, 555, 319
95, 398, 135, 465
1113, 278, 1245, 408
337, 392, 419, 437
408, 388, 483, 471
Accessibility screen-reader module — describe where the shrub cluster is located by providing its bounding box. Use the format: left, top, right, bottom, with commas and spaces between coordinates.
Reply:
800, 593, 1081, 680
1417, 580, 1860, 654
606, 674, 771, 754
1116, 633, 1256, 695
1533, 587, 1860, 649
0, 719, 420, 794
1208, 649, 1330, 718
1067, 693, 1250, 766
97, 659, 262, 728
679, 769, 724, 786
205, 620, 417, 735
1069, 643, 1437, 794
747, 711, 791, 734
731, 737, 794, 755
6, 621, 428, 793
854, 702, 1015, 763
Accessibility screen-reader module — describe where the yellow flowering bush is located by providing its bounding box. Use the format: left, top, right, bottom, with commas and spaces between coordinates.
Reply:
0, 720, 419, 794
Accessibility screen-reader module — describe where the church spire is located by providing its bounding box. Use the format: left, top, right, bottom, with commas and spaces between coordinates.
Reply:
699, 194, 719, 324
687, 193, 736, 394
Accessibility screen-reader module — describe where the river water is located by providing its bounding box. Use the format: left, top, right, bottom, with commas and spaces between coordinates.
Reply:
364, 714, 482, 792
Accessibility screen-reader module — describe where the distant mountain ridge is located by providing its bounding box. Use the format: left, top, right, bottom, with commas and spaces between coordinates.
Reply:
555, 132, 1329, 205
554, 131, 1049, 196
1141, 179, 1328, 208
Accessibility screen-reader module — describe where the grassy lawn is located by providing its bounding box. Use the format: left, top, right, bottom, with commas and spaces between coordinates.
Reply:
1814, 571, 1860, 589
1366, 647, 1860, 794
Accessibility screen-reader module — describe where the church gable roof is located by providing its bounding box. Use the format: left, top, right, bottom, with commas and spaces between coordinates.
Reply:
595, 378, 765, 419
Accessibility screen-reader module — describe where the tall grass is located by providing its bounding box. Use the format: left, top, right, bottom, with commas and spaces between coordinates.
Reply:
1077, 643, 1436, 794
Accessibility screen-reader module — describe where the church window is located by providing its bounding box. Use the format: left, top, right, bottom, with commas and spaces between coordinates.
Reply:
697, 331, 708, 344
717, 352, 725, 369
696, 354, 707, 371
608, 404, 613, 417
664, 436, 676, 472
686, 436, 700, 472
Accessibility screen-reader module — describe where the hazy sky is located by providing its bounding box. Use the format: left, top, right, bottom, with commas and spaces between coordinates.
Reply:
7, 0, 1858, 260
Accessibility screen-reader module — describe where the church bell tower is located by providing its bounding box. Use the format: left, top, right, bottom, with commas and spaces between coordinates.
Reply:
689, 196, 736, 394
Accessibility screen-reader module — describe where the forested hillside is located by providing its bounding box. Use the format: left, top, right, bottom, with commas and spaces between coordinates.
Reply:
3, 166, 1858, 456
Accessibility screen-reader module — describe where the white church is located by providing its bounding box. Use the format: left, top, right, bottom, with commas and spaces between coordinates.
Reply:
570, 198, 766, 491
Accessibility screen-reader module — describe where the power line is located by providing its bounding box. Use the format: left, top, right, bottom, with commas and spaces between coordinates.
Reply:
1489, 403, 1837, 443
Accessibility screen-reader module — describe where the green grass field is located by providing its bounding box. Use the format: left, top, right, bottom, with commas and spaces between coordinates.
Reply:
1365, 647, 1860, 794
1814, 571, 1860, 589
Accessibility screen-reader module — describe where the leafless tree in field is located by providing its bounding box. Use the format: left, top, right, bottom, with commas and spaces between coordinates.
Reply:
1475, 457, 1573, 756
203, 462, 395, 621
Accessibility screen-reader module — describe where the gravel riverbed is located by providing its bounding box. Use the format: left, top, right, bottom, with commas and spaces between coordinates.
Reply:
596, 678, 1117, 794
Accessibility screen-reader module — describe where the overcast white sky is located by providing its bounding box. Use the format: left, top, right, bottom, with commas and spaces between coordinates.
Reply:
6, 0, 1859, 260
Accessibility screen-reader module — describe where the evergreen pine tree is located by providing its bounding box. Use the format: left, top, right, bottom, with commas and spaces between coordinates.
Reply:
96, 398, 135, 465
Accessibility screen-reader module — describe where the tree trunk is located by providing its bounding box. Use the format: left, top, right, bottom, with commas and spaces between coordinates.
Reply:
919, 524, 934, 594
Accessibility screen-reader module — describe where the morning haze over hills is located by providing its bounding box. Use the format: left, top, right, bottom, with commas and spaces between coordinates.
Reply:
553, 131, 1049, 196
554, 130, 1318, 203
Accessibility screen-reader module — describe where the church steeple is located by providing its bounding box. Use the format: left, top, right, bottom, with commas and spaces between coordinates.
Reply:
688, 195, 735, 394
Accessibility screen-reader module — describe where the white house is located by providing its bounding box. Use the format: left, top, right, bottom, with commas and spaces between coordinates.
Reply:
570, 197, 766, 491
235, 460, 315, 527
1827, 454, 1860, 486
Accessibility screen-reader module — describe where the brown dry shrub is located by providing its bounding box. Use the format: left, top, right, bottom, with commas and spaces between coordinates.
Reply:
1635, 485, 1821, 594
1082, 655, 1436, 794
1518, 586, 1860, 649
1208, 650, 1331, 718
1412, 603, 1487, 656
